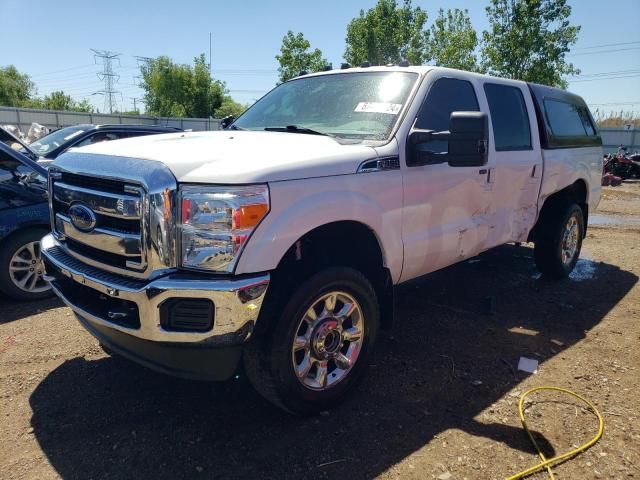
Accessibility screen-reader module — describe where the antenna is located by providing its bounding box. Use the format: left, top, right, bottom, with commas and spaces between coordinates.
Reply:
91, 49, 121, 114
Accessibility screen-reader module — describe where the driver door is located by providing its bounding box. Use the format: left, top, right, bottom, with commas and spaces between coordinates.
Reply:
400, 75, 495, 282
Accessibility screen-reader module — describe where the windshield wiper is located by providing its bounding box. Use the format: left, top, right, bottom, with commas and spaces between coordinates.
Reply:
264, 125, 331, 137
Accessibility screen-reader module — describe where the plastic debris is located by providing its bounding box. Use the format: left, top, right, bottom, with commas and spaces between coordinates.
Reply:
517, 357, 539, 374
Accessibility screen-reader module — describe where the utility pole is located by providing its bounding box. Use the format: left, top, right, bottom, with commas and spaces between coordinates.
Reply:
209, 32, 212, 76
91, 49, 121, 114
130, 97, 145, 114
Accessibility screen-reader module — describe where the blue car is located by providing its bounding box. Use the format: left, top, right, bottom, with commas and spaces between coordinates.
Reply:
0, 135, 50, 300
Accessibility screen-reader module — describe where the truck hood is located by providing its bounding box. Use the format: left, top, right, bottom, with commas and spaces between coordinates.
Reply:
68, 131, 379, 183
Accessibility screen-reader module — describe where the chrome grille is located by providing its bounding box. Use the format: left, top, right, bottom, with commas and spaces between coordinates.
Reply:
48, 153, 179, 280
51, 173, 146, 276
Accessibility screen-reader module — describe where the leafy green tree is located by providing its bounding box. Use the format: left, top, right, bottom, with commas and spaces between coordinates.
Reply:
0, 65, 35, 107
30, 91, 93, 112
481, 0, 580, 87
427, 9, 480, 72
276, 31, 327, 83
214, 96, 247, 118
344, 0, 429, 66
141, 54, 225, 117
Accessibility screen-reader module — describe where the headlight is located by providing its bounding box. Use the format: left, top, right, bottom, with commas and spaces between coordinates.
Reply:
179, 185, 269, 272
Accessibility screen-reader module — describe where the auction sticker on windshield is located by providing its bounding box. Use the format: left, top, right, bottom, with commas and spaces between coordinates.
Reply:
354, 102, 402, 114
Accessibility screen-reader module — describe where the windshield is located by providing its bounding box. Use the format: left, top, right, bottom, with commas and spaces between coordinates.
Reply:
234, 71, 418, 141
29, 125, 87, 154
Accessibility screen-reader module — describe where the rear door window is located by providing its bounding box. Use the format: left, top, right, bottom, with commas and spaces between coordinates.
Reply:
484, 83, 532, 151
544, 99, 588, 137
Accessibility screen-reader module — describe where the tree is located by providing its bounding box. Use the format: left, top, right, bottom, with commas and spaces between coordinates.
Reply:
214, 96, 247, 118
344, 0, 429, 66
0, 65, 35, 107
427, 9, 480, 72
31, 91, 93, 112
141, 54, 225, 117
481, 0, 580, 88
276, 31, 327, 83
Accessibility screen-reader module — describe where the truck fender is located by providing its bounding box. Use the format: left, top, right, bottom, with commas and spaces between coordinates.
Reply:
235, 178, 403, 282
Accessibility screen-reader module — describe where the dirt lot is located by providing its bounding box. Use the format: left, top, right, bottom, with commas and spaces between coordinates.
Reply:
1, 184, 639, 480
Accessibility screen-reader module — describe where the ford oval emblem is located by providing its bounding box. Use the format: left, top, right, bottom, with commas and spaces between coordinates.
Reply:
69, 203, 97, 232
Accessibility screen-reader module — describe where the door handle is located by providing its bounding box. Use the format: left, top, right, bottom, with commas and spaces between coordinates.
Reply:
479, 169, 488, 175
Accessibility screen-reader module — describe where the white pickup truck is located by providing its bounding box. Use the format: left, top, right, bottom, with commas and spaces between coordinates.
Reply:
41, 66, 602, 414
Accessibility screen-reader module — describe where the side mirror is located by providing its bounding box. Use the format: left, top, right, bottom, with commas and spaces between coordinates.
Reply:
407, 111, 489, 167
447, 111, 488, 167
220, 115, 235, 130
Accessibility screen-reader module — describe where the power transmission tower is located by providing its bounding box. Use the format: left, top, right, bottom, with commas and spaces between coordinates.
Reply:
91, 49, 121, 114
134, 56, 153, 87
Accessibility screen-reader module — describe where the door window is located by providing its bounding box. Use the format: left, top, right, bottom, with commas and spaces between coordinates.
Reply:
484, 83, 532, 151
0, 155, 47, 208
412, 78, 479, 158
75, 132, 128, 147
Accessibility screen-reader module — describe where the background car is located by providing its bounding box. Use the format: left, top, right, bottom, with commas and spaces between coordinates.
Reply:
29, 124, 182, 166
0, 139, 50, 301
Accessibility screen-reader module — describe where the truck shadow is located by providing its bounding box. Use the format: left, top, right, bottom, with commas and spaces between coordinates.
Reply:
0, 295, 61, 324
28, 244, 637, 479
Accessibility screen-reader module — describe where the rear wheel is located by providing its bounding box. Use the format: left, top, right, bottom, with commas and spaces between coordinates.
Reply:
244, 266, 379, 415
534, 202, 584, 279
0, 228, 52, 301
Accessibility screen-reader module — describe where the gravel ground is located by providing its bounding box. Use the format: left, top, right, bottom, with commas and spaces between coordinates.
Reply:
1, 183, 639, 480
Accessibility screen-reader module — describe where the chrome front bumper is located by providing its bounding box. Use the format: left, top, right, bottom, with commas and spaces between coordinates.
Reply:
40, 234, 270, 346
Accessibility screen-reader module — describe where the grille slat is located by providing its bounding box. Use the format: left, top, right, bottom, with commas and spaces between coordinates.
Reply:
59, 172, 130, 195
53, 199, 141, 234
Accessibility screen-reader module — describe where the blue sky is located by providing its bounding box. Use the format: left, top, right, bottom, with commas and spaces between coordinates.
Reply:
1, 0, 638, 116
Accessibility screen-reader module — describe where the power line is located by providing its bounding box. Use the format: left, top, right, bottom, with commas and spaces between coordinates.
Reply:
228, 89, 268, 94
588, 101, 640, 106
569, 74, 640, 83
569, 69, 640, 79
573, 40, 640, 50
29, 64, 96, 78
91, 49, 122, 114
568, 46, 640, 56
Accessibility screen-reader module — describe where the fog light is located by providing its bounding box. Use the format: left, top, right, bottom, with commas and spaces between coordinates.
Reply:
160, 298, 214, 332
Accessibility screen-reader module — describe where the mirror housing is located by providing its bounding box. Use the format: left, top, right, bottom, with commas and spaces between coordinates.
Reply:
447, 111, 488, 167
220, 115, 235, 130
407, 111, 489, 167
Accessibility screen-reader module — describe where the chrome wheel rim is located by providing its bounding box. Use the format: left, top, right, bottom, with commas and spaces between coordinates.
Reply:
561, 215, 579, 265
9, 241, 50, 294
291, 291, 365, 391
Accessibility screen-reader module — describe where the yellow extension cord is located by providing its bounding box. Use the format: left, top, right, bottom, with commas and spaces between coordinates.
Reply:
506, 386, 604, 480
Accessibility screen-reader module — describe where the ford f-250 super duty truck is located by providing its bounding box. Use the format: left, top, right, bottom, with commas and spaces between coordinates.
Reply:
41, 66, 602, 414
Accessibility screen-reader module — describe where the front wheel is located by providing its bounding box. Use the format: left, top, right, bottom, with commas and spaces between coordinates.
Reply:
0, 228, 53, 301
534, 202, 585, 279
244, 266, 379, 415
